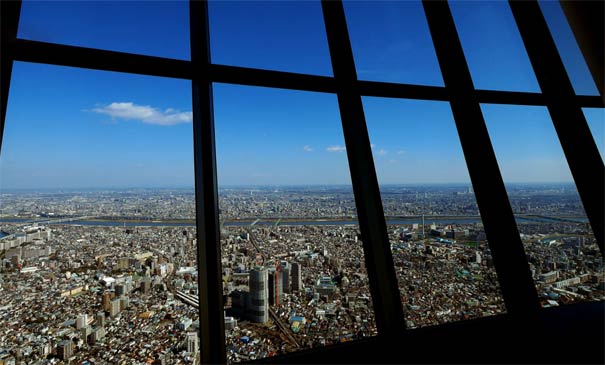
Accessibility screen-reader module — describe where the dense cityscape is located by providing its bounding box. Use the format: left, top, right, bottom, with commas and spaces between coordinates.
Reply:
0, 184, 602, 364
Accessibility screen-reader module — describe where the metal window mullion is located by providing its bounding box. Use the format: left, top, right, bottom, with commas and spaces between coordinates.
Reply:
1, 0, 22, 154
509, 0, 604, 255
209, 64, 337, 93
190, 1, 226, 364
321, 0, 406, 336
422, 1, 540, 317
575, 95, 605, 108
12, 39, 192, 80
7, 40, 605, 109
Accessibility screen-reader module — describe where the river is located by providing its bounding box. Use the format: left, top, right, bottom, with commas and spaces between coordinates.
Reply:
0, 215, 589, 228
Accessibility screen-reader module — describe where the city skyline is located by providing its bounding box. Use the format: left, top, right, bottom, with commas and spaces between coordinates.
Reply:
0, 181, 589, 192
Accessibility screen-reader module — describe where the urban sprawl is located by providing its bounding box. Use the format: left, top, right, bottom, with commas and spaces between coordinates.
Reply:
0, 184, 602, 364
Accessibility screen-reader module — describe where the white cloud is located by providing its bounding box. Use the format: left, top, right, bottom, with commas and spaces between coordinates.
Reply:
303, 145, 314, 152
326, 145, 346, 153
370, 144, 376, 149
377, 149, 388, 156
397, 150, 406, 155
388, 159, 398, 163
92, 102, 192, 126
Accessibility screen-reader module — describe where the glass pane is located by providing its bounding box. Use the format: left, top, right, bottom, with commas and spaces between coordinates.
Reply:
449, 1, 540, 92
362, 97, 506, 329
582, 108, 605, 163
213, 84, 376, 363
482, 104, 604, 307
0, 62, 200, 364
18, 1, 190, 60
343, 0, 443, 86
209, 0, 332, 76
539, 1, 599, 96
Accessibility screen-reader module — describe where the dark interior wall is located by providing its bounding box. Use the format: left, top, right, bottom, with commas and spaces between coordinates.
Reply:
560, 0, 604, 98
246, 301, 605, 364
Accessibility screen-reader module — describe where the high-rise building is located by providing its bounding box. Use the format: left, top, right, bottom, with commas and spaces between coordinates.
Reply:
280, 260, 291, 293
80, 326, 91, 342
186, 332, 199, 353
110, 298, 121, 317
57, 340, 72, 360
179, 233, 186, 256
140, 277, 151, 294
281, 267, 291, 293
96, 311, 105, 328
90, 326, 106, 344
268, 269, 283, 306
248, 267, 268, 323
76, 314, 88, 329
120, 296, 129, 310
475, 251, 482, 265
101, 292, 112, 311
291, 262, 302, 292
115, 283, 126, 296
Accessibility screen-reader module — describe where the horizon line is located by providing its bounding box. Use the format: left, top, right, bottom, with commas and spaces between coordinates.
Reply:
0, 181, 579, 191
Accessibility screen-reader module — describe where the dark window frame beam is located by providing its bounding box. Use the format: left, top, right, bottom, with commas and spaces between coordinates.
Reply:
12, 39, 192, 80
189, 1, 227, 364
509, 0, 604, 255
321, 0, 407, 336
8, 39, 603, 109
0, 0, 21, 155
423, 0, 541, 318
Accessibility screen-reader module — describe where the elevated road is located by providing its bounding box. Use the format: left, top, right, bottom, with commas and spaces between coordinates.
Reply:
269, 308, 300, 348
175, 290, 199, 308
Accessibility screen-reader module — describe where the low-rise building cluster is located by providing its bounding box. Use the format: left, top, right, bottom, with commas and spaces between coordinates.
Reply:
0, 225, 200, 365
0, 185, 602, 365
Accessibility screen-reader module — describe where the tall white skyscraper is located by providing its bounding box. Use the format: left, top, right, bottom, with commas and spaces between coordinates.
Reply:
186, 332, 199, 353
76, 314, 88, 329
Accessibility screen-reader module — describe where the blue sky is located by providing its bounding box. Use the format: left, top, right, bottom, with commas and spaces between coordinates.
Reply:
482, 104, 601, 183
0, 0, 602, 189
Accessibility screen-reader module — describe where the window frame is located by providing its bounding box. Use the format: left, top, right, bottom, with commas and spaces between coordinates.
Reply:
0, 1, 603, 364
